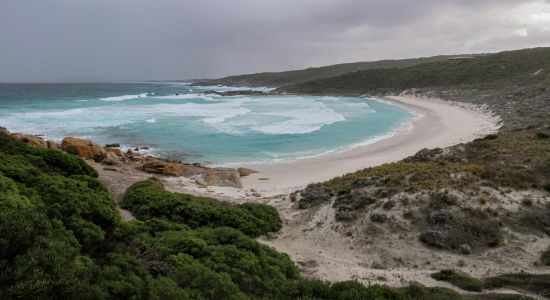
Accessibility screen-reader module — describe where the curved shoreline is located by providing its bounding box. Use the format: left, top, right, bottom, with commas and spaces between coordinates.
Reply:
239, 95, 501, 196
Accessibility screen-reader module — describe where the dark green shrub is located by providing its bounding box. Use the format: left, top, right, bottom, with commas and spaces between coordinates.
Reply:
484, 273, 550, 296
431, 269, 485, 292
122, 179, 282, 237
542, 247, 550, 266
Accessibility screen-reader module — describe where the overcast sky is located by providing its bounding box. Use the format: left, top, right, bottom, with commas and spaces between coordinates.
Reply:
1, 0, 550, 82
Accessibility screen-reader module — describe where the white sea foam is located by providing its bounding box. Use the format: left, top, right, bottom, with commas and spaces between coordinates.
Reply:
99, 93, 148, 101
193, 85, 275, 92
146, 118, 156, 123
152, 93, 214, 101
251, 107, 345, 135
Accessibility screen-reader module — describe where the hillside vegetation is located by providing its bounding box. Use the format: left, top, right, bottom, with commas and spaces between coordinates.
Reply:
278, 47, 550, 94
194, 55, 462, 87
297, 130, 549, 253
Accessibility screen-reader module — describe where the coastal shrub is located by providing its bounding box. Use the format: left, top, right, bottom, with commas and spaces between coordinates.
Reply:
432, 269, 550, 297
0, 207, 84, 299
420, 208, 501, 251
144, 226, 300, 297
431, 269, 485, 292
0, 135, 298, 299
318, 131, 549, 204
484, 273, 550, 297
280, 279, 403, 300
298, 183, 332, 208
542, 247, 550, 266
518, 208, 550, 235
239, 202, 282, 232
0, 134, 96, 177
122, 179, 282, 237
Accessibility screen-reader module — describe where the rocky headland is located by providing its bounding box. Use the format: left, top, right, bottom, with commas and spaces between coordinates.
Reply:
2, 127, 254, 190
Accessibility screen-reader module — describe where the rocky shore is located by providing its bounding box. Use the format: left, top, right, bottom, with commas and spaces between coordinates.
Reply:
1, 127, 255, 189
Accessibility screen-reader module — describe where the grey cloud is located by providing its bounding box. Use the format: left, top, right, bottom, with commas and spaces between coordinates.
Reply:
0, 0, 548, 82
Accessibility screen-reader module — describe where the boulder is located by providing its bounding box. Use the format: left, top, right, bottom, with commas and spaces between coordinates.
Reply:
105, 143, 120, 148
202, 168, 242, 188
140, 161, 167, 174
46, 140, 61, 150
105, 147, 123, 157
102, 151, 120, 166
61, 137, 107, 162
237, 167, 258, 177
139, 159, 241, 187
6, 130, 60, 150
177, 164, 206, 177
140, 160, 206, 177
11, 133, 48, 148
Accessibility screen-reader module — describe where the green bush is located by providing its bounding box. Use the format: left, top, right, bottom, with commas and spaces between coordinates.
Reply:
484, 273, 550, 296
542, 247, 550, 266
122, 179, 282, 237
431, 269, 485, 292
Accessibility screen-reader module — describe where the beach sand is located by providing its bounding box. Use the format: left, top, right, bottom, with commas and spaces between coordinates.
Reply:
239, 95, 501, 196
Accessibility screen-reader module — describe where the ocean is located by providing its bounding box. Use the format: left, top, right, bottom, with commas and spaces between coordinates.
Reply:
0, 82, 414, 165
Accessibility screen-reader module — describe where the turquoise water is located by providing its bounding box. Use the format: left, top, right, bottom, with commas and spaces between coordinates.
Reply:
0, 83, 413, 164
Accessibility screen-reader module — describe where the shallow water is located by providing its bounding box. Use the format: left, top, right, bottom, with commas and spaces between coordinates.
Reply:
0, 82, 413, 164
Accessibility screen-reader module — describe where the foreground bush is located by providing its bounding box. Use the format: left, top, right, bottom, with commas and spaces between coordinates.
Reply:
432, 269, 550, 298
122, 179, 282, 237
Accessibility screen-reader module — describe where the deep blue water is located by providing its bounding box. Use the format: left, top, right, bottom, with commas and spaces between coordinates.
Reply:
0, 82, 413, 164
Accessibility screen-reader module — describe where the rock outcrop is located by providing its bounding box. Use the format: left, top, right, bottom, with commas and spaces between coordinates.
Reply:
6, 130, 60, 150
3, 127, 247, 188
10, 133, 48, 148
61, 137, 107, 162
138, 159, 242, 188
237, 167, 259, 177
201, 168, 242, 188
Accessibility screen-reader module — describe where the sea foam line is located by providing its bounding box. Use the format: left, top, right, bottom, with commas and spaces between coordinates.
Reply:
99, 93, 148, 101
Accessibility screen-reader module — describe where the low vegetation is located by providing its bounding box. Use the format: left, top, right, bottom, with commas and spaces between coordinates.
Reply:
318, 131, 549, 196
542, 247, 550, 266
431, 270, 485, 292
295, 131, 549, 253
121, 179, 282, 237
279, 47, 550, 95
194, 55, 457, 87
432, 269, 550, 298
3, 132, 539, 299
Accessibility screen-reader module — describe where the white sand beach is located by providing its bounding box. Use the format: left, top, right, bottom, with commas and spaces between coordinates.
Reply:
239, 95, 501, 196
